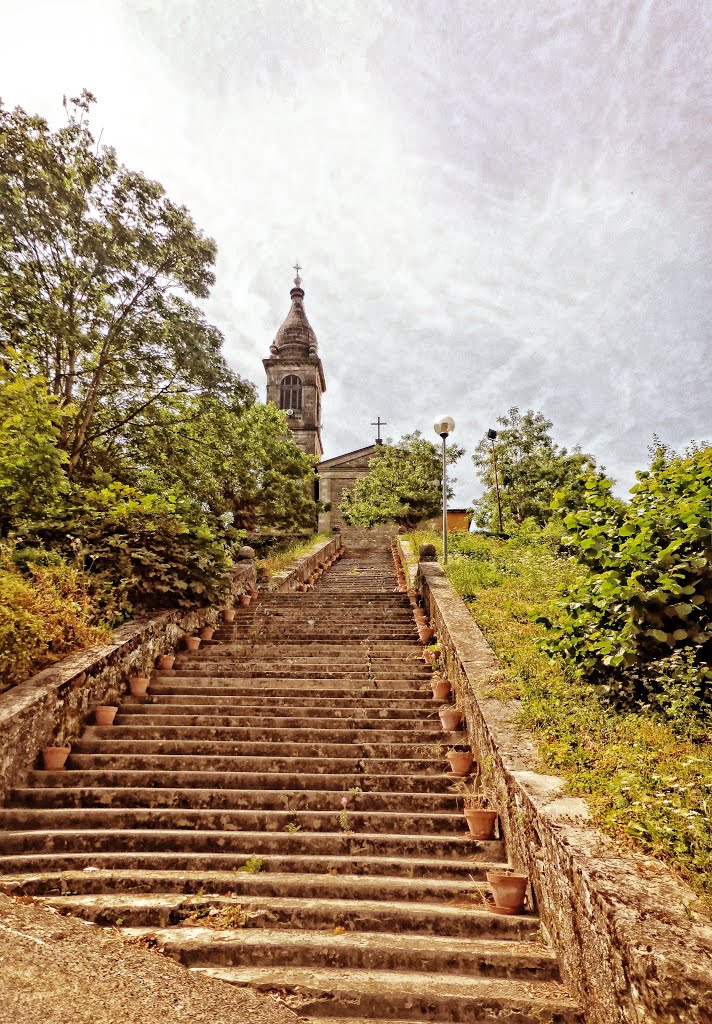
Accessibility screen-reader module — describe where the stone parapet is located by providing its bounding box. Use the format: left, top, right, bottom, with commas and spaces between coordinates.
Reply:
0, 562, 255, 805
407, 550, 712, 1024
268, 534, 341, 592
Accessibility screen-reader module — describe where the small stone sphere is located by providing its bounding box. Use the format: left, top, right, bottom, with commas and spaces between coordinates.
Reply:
237, 546, 256, 560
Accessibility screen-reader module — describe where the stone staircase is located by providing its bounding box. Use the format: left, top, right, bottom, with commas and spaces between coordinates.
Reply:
0, 546, 582, 1023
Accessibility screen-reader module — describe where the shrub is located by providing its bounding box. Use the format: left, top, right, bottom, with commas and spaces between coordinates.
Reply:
15, 483, 233, 618
0, 559, 110, 691
540, 447, 712, 712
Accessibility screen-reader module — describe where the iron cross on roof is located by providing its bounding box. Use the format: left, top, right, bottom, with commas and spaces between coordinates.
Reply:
371, 416, 387, 445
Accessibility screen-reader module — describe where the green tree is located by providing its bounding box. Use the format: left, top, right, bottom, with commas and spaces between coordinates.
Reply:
0, 361, 68, 533
472, 407, 600, 530
127, 397, 320, 532
0, 91, 252, 479
340, 431, 464, 530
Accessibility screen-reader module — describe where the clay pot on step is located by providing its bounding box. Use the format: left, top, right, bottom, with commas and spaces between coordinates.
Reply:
222, 608, 236, 623
486, 871, 529, 914
158, 654, 175, 670
239, 594, 251, 607
199, 626, 215, 641
297, 583, 308, 593
438, 708, 463, 731
94, 705, 118, 726
423, 649, 434, 666
464, 809, 498, 839
447, 749, 474, 776
418, 626, 435, 644
129, 675, 150, 697
249, 588, 259, 598
41, 746, 71, 770
431, 677, 451, 701
185, 635, 201, 652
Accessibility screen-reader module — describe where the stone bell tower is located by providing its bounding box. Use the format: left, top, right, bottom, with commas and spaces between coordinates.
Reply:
263, 266, 326, 461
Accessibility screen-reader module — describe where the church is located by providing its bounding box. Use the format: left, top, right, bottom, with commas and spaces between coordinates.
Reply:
263, 269, 387, 539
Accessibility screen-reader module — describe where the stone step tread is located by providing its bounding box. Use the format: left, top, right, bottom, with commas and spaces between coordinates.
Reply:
59, 755, 453, 774
38, 892, 536, 937
123, 924, 554, 957
92, 726, 447, 742
112, 714, 438, 726
0, 848, 504, 872
73, 739, 442, 755
150, 680, 429, 693
24, 771, 457, 794
189, 966, 580, 1013
11, 787, 459, 810
0, 868, 498, 900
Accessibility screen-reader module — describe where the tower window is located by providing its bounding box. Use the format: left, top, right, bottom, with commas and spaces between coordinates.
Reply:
280, 375, 303, 412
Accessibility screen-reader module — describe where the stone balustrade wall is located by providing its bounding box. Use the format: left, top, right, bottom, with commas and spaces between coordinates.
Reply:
0, 562, 256, 804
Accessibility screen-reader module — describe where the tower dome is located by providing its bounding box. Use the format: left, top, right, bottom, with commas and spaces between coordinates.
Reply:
270, 268, 319, 358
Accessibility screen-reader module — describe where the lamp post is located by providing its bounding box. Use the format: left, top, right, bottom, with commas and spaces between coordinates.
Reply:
434, 416, 455, 565
487, 428, 504, 534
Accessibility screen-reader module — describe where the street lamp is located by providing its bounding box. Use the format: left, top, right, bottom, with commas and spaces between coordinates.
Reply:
434, 415, 455, 565
487, 428, 504, 533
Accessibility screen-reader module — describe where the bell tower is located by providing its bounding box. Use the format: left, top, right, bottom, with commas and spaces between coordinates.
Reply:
263, 266, 326, 461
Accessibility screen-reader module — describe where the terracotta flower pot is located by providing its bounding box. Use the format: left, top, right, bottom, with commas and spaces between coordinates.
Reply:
158, 654, 175, 670
129, 675, 150, 697
418, 626, 435, 644
239, 594, 252, 607
222, 608, 236, 622
464, 809, 498, 839
438, 708, 463, 731
41, 746, 71, 771
185, 636, 201, 651
431, 678, 451, 701
486, 871, 529, 913
249, 588, 259, 598
94, 705, 118, 726
423, 649, 434, 666
297, 583, 308, 593
199, 626, 215, 641
447, 750, 474, 776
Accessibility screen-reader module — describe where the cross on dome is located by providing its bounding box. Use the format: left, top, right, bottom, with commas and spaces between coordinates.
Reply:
293, 261, 302, 287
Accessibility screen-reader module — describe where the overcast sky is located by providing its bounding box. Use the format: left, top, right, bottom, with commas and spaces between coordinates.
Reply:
2, 0, 710, 503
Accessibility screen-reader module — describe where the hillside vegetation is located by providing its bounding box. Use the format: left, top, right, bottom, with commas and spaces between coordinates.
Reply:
410, 446, 712, 902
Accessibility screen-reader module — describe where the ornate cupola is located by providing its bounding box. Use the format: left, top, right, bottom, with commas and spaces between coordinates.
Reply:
264, 266, 326, 461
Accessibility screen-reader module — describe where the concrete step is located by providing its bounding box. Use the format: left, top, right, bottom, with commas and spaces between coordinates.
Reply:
57, 753, 453, 774
189, 966, 582, 1023
23, 770, 458, 795
88, 725, 448, 744
0, 868, 489, 903
0, 828, 501, 861
124, 926, 561, 981
0, 850, 505, 880
11, 785, 460, 812
0, 806, 471, 836
37, 892, 537, 939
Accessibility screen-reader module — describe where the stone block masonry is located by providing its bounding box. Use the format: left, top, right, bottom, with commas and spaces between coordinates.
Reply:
410, 550, 712, 1024
0, 562, 256, 805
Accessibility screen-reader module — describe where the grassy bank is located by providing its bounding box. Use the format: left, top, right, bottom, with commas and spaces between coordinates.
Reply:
256, 534, 331, 580
410, 527, 712, 907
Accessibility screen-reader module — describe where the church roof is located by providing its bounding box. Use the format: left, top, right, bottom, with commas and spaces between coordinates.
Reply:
270, 270, 319, 359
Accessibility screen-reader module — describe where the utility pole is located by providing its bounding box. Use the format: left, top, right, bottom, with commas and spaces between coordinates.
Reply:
488, 428, 504, 534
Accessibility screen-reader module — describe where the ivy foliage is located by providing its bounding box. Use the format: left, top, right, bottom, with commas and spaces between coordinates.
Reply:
340, 431, 464, 529
539, 445, 712, 711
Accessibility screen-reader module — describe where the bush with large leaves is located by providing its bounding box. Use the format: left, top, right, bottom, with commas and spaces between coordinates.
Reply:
539, 446, 712, 714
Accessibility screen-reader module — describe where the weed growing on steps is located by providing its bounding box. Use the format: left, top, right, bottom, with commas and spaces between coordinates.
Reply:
236, 855, 263, 874
284, 821, 302, 833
